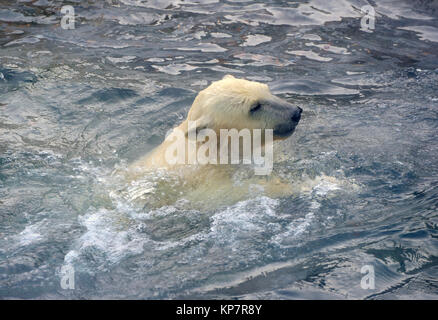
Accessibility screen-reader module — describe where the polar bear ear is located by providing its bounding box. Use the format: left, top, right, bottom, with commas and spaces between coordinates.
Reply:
183, 116, 211, 138
222, 74, 235, 80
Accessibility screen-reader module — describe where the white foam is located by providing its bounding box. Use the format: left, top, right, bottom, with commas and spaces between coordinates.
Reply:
210, 32, 232, 38
16, 222, 44, 246
242, 35, 272, 47
152, 63, 198, 75
306, 42, 350, 54
63, 155, 360, 273
107, 56, 137, 64
211, 196, 279, 237
398, 26, 438, 43
301, 34, 322, 41
64, 207, 149, 270
313, 179, 341, 196
271, 201, 318, 245
287, 50, 332, 62
150, 196, 280, 251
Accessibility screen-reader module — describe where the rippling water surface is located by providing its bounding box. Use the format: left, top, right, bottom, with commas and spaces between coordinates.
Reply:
1, 0, 438, 299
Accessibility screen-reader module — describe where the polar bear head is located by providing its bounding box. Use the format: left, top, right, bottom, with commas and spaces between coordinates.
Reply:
183, 74, 302, 140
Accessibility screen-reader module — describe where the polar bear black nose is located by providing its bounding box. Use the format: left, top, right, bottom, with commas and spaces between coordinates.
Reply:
291, 107, 302, 122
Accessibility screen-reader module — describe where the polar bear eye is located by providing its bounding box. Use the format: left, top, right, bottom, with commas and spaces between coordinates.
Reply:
250, 103, 262, 113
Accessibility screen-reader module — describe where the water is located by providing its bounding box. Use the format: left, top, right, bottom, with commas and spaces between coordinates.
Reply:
1, 0, 438, 299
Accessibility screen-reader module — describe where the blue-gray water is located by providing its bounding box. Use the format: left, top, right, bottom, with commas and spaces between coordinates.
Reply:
1, 0, 438, 299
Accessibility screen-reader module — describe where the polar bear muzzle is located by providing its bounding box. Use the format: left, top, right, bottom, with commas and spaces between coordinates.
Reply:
251, 95, 302, 139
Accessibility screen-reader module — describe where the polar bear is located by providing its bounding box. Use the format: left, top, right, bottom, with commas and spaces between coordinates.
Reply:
119, 75, 302, 208
129, 75, 301, 171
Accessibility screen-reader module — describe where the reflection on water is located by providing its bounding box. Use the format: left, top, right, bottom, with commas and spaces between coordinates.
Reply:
1, 0, 438, 299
